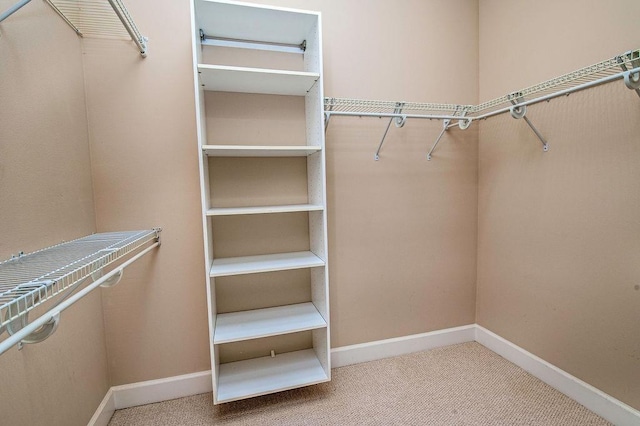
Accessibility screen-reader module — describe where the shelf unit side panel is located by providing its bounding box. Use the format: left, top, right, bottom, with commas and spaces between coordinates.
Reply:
192, 0, 218, 402
312, 328, 330, 378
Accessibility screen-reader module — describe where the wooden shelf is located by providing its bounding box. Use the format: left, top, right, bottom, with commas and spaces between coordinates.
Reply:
203, 145, 321, 157
198, 65, 319, 95
196, 0, 318, 46
210, 251, 325, 277
207, 204, 323, 216
217, 349, 328, 403
214, 302, 326, 344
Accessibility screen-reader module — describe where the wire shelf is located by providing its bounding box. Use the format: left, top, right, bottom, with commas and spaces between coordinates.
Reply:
44, 0, 147, 55
324, 97, 473, 116
324, 49, 640, 121
0, 229, 160, 330
472, 49, 640, 116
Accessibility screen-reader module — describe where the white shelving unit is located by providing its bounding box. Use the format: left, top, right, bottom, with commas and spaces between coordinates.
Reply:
190, 0, 330, 404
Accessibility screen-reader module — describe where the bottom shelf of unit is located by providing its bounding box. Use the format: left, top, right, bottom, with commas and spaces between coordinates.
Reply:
216, 349, 328, 403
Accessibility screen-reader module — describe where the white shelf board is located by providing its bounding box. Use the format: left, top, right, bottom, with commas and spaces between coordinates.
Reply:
203, 145, 321, 157
196, 0, 318, 46
207, 204, 323, 216
214, 302, 326, 344
210, 251, 325, 277
217, 349, 328, 403
198, 65, 319, 95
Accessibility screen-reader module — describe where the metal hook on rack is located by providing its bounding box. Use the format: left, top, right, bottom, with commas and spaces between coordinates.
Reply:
616, 50, 640, 97
508, 94, 549, 152
374, 102, 405, 161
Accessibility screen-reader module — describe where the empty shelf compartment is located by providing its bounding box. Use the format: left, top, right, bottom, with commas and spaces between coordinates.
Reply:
203, 145, 321, 157
214, 302, 326, 344
217, 349, 328, 403
198, 65, 319, 96
210, 251, 325, 277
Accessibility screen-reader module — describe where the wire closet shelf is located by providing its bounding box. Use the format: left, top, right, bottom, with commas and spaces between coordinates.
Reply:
0, 0, 148, 56
0, 229, 160, 332
324, 49, 640, 122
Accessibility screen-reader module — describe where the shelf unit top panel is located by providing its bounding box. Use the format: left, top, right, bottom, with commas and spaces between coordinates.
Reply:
214, 302, 326, 344
217, 349, 328, 403
203, 145, 321, 157
198, 65, 319, 95
207, 204, 323, 216
210, 251, 325, 277
196, 0, 318, 45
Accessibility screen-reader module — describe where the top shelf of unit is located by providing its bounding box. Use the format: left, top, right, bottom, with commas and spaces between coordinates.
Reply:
195, 0, 318, 46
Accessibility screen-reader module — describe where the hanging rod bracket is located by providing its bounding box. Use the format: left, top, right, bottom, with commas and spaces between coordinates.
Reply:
375, 102, 405, 161
617, 50, 640, 97
509, 94, 549, 152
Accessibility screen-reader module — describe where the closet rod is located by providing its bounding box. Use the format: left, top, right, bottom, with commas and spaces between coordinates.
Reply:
0, 0, 30, 22
0, 240, 159, 356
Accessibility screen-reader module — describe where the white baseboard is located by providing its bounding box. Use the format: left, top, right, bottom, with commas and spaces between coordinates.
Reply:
88, 370, 213, 425
87, 388, 115, 426
475, 325, 640, 426
330, 324, 477, 368
88, 325, 640, 426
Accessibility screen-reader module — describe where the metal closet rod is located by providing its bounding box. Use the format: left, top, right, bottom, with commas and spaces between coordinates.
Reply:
0, 241, 160, 357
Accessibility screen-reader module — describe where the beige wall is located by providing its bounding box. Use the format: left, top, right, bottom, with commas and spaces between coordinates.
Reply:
477, 0, 640, 410
0, 1, 107, 425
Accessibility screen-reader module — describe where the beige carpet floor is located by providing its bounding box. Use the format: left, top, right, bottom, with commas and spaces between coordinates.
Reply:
108, 342, 610, 425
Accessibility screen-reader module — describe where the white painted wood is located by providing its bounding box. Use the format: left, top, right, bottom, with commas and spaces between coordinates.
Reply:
217, 349, 328, 403
210, 251, 325, 277
331, 325, 477, 368
86, 388, 115, 426
198, 65, 319, 96
112, 371, 214, 410
196, 0, 318, 45
207, 204, 323, 216
203, 145, 321, 157
475, 326, 640, 426
214, 302, 327, 344
193, 0, 329, 404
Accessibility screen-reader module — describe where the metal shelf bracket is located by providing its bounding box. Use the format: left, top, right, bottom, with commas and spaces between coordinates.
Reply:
375, 102, 405, 161
427, 118, 451, 161
509, 94, 549, 152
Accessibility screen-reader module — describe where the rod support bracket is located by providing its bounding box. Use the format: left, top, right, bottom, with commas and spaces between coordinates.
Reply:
374, 102, 405, 161
617, 50, 640, 96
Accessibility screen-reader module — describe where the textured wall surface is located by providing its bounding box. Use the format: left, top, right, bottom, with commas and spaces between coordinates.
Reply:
477, 0, 640, 410
0, 1, 106, 424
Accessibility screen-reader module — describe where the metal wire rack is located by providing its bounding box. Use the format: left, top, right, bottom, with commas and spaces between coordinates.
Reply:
472, 49, 640, 118
323, 49, 640, 160
324, 98, 473, 117
0, 229, 160, 332
0, 0, 148, 56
